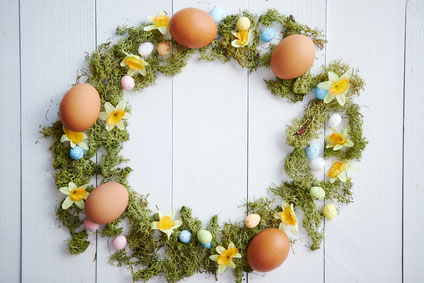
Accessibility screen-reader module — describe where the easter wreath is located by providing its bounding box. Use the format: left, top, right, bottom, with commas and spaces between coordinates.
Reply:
41, 8, 366, 283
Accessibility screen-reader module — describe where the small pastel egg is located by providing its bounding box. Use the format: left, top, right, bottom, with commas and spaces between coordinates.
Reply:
201, 242, 211, 249
157, 42, 171, 56
260, 28, 276, 42
309, 157, 325, 171
244, 214, 261, 228
322, 204, 337, 220
84, 219, 99, 231
209, 6, 223, 23
197, 230, 212, 244
112, 235, 127, 250
179, 230, 192, 244
306, 143, 320, 160
310, 186, 325, 200
70, 146, 84, 160
328, 113, 342, 128
237, 16, 250, 30
315, 86, 328, 100
138, 42, 154, 57
120, 75, 135, 90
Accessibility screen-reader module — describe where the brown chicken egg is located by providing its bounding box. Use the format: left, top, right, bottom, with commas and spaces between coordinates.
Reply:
169, 8, 217, 49
247, 228, 290, 272
270, 34, 316, 79
84, 182, 128, 224
59, 83, 101, 132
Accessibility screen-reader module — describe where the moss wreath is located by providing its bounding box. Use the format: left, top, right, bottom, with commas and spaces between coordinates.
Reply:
41, 8, 366, 283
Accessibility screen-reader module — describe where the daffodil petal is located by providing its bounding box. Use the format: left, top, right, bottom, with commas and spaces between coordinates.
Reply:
324, 93, 336, 103
328, 71, 339, 81
279, 222, 287, 231
116, 121, 125, 130
228, 261, 236, 269
151, 222, 158, 229
329, 178, 336, 184
68, 182, 77, 189
317, 81, 332, 90
75, 200, 84, 209
105, 123, 114, 132
233, 253, 242, 258
338, 171, 347, 182
158, 26, 167, 34
158, 211, 164, 218
116, 100, 126, 110
231, 40, 242, 48
62, 197, 73, 209
218, 264, 227, 274
281, 200, 288, 209
336, 94, 346, 106
98, 112, 108, 121
123, 112, 131, 119
140, 68, 147, 76
345, 139, 354, 147
79, 141, 89, 150
228, 242, 235, 250
104, 102, 115, 113
333, 144, 343, 151
340, 71, 351, 80
70, 141, 76, 148
143, 25, 156, 31
173, 220, 182, 229
209, 255, 219, 261
59, 186, 70, 195
291, 223, 298, 234
60, 135, 69, 143
216, 246, 226, 255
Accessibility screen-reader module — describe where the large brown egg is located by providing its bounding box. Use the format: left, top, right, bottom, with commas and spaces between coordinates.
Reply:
84, 182, 128, 224
169, 8, 217, 49
270, 34, 316, 79
59, 83, 101, 132
247, 228, 290, 272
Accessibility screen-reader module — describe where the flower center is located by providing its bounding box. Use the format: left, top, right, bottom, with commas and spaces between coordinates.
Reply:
329, 78, 350, 95
64, 128, 84, 144
328, 162, 346, 178
237, 30, 249, 45
106, 110, 126, 126
69, 188, 87, 202
153, 15, 169, 28
217, 248, 238, 265
124, 57, 145, 71
157, 216, 175, 230
329, 133, 346, 145
280, 206, 296, 226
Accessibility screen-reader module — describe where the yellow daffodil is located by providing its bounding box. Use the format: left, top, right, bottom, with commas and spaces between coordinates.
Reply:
99, 100, 131, 131
59, 182, 89, 209
318, 71, 351, 106
274, 200, 298, 234
231, 30, 253, 48
143, 11, 170, 35
326, 128, 354, 150
151, 211, 182, 239
209, 242, 242, 274
60, 127, 89, 150
328, 161, 354, 183
120, 52, 149, 76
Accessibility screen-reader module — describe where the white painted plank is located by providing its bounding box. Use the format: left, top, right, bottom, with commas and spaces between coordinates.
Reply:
404, 0, 424, 281
248, 0, 326, 282
95, 1, 173, 282
20, 1, 96, 282
325, 0, 405, 282
0, 0, 21, 282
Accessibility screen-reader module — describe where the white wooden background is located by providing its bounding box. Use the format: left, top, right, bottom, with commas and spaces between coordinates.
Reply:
0, 0, 422, 282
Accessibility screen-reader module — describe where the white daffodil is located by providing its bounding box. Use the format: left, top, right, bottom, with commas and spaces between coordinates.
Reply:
120, 52, 149, 76
328, 161, 355, 183
326, 128, 354, 151
59, 182, 89, 209
98, 100, 131, 131
275, 200, 298, 234
318, 71, 351, 106
60, 127, 89, 150
143, 11, 170, 35
209, 242, 242, 274
151, 210, 182, 239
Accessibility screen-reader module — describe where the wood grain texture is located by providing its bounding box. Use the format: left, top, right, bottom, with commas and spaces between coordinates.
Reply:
404, 0, 424, 281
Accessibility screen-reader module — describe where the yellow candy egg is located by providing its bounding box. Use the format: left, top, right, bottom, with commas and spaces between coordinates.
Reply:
237, 16, 250, 30
322, 204, 337, 220
244, 213, 261, 228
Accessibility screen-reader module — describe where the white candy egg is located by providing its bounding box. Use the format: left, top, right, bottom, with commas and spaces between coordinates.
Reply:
328, 113, 342, 128
309, 157, 325, 171
138, 42, 154, 57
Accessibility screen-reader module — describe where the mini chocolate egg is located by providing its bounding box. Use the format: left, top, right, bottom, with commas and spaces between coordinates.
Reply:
169, 8, 217, 49
70, 146, 84, 160
260, 28, 275, 42
84, 182, 128, 224
328, 113, 342, 128
179, 230, 192, 244
315, 86, 328, 100
138, 42, 154, 57
59, 83, 101, 132
270, 34, 316, 79
84, 219, 99, 231
209, 6, 223, 23
197, 230, 212, 244
310, 186, 325, 200
121, 75, 135, 90
322, 204, 337, 220
237, 16, 250, 30
306, 143, 320, 160
247, 228, 290, 272
309, 157, 325, 171
157, 42, 171, 56
113, 235, 127, 250
201, 242, 211, 249
244, 214, 261, 228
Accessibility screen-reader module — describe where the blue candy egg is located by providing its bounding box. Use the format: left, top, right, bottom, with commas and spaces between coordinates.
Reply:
179, 230, 192, 244
315, 86, 328, 100
260, 28, 276, 42
306, 143, 320, 160
209, 6, 223, 23
70, 146, 84, 160
201, 242, 211, 249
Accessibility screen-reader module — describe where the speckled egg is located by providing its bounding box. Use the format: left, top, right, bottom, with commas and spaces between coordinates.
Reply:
309, 157, 325, 171
328, 113, 342, 128
157, 42, 171, 56
120, 75, 135, 90
84, 219, 99, 231
201, 242, 211, 249
70, 146, 84, 160
197, 230, 212, 244
310, 186, 325, 200
315, 86, 328, 100
138, 42, 154, 57
260, 28, 275, 42
209, 6, 223, 23
244, 214, 261, 228
322, 204, 337, 220
306, 143, 320, 160
179, 230, 192, 244
237, 16, 250, 30
113, 235, 127, 250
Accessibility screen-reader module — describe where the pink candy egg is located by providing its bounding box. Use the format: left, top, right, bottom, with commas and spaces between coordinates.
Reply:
84, 219, 99, 231
120, 75, 135, 90
113, 235, 127, 250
